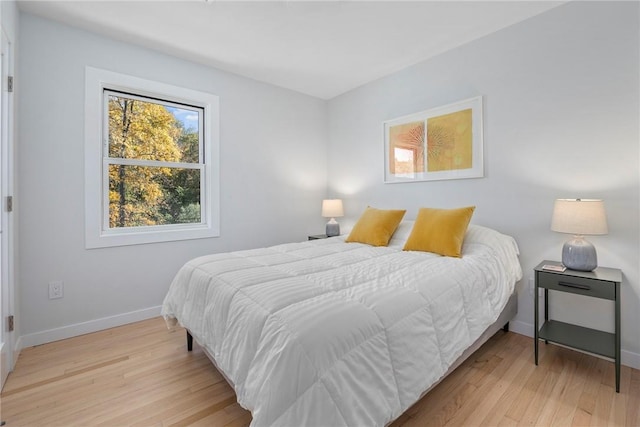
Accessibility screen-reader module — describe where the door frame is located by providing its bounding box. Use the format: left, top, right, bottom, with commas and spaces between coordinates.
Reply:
0, 27, 15, 389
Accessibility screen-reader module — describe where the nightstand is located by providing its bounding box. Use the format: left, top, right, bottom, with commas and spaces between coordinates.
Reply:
534, 260, 622, 392
308, 234, 328, 240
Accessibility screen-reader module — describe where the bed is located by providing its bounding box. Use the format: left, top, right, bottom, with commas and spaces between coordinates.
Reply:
162, 221, 522, 426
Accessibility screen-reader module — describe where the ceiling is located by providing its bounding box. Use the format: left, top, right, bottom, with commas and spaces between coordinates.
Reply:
18, 0, 565, 99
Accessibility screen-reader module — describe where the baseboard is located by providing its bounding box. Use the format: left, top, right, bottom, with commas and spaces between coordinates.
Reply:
508, 319, 533, 337
508, 320, 640, 370
15, 309, 640, 372
20, 306, 162, 348
621, 349, 640, 371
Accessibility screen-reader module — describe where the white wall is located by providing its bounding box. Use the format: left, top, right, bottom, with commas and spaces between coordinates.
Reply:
327, 2, 640, 366
17, 13, 328, 343
16, 2, 640, 368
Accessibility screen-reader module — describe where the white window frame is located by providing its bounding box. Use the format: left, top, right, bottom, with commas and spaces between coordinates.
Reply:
85, 67, 220, 248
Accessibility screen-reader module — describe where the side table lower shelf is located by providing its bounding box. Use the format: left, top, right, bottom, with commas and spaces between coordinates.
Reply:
538, 320, 615, 359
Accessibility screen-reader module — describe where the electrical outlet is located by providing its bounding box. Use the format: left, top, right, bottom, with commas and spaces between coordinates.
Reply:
49, 281, 64, 299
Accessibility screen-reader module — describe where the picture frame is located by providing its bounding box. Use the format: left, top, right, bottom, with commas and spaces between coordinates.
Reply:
383, 96, 483, 183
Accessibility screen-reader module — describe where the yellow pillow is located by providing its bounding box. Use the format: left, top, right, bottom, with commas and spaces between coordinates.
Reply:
345, 207, 406, 246
403, 206, 475, 257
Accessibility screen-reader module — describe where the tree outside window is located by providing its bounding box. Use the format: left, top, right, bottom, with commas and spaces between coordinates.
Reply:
105, 91, 204, 229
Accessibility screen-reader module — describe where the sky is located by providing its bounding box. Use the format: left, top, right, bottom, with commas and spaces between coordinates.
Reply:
166, 106, 199, 132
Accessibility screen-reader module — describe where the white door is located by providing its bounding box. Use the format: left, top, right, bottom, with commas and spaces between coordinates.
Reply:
0, 28, 13, 389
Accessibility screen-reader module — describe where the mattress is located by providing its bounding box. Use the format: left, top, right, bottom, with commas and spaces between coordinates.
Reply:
162, 223, 522, 426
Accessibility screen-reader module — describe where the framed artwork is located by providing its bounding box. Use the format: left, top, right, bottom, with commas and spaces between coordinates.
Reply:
383, 96, 483, 183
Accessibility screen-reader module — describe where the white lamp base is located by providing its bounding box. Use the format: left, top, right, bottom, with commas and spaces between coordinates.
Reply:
562, 235, 597, 272
326, 218, 340, 237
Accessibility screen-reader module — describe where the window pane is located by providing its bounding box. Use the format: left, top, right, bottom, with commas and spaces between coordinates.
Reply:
108, 94, 200, 163
108, 164, 201, 228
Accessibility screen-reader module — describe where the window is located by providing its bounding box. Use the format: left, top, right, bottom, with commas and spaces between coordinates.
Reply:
105, 91, 204, 228
85, 68, 219, 248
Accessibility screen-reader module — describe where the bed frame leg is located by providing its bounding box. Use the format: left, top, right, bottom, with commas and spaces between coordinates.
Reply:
503, 322, 510, 332
187, 331, 193, 351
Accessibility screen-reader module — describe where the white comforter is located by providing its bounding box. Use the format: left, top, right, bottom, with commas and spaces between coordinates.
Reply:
162, 223, 522, 426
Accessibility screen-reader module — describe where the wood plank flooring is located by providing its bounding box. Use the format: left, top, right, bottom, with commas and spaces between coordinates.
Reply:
1, 317, 638, 426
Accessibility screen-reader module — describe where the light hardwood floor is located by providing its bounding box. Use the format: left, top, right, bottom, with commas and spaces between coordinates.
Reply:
1, 317, 638, 426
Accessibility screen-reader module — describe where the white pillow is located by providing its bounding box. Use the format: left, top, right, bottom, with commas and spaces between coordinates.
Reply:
387, 221, 415, 249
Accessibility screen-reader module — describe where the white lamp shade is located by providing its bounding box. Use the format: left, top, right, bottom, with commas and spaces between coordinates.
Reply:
551, 199, 608, 235
322, 199, 344, 218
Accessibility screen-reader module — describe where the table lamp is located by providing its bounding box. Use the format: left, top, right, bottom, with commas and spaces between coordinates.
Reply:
322, 199, 344, 237
551, 198, 608, 271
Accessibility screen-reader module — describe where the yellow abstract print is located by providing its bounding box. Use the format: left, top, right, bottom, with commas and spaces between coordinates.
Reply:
426, 108, 472, 172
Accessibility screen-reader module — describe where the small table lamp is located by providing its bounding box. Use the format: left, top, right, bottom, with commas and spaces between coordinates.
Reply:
322, 199, 344, 237
551, 198, 608, 271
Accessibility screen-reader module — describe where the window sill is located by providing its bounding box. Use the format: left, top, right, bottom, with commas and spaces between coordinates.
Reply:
85, 224, 219, 249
